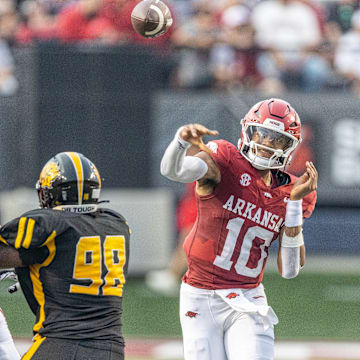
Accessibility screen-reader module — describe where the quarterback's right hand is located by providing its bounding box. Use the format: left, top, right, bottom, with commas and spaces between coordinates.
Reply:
180, 124, 219, 150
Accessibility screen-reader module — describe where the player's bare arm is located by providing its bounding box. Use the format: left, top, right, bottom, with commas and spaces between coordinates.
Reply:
160, 123, 220, 187
0, 244, 24, 268
278, 161, 318, 278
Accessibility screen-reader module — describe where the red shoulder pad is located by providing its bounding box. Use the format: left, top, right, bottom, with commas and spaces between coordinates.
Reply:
205, 140, 237, 172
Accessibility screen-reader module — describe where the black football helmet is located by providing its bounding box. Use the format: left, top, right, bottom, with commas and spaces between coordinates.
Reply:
36, 152, 101, 212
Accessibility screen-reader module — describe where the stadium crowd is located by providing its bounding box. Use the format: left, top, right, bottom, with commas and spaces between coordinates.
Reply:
1, 0, 360, 95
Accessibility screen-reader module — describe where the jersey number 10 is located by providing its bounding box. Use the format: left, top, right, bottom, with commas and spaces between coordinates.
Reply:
70, 235, 126, 296
214, 218, 273, 278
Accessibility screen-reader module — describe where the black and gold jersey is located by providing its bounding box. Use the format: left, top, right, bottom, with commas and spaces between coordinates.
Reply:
0, 208, 130, 343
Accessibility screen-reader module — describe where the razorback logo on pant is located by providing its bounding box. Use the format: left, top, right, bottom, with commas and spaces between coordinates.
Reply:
226, 292, 240, 299
185, 311, 198, 318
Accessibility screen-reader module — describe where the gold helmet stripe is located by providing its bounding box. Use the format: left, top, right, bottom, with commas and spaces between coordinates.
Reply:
65, 152, 84, 205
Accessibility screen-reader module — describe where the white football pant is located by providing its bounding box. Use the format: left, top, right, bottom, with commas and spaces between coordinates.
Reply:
180, 282, 278, 360
0, 309, 20, 360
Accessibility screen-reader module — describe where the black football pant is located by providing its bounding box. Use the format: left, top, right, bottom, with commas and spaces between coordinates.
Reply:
21, 335, 124, 360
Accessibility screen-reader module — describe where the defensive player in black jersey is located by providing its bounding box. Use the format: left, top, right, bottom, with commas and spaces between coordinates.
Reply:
0, 152, 130, 360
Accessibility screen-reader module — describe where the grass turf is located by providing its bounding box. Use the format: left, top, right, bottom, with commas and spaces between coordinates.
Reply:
1, 272, 359, 340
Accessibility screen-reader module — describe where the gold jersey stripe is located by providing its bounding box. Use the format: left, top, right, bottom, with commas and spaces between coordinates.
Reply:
66, 152, 84, 205
15, 217, 27, 249
23, 218, 36, 249
30, 231, 57, 333
22, 334, 46, 360
0, 235, 8, 246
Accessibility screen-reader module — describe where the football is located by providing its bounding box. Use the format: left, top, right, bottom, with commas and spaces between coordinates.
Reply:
131, 0, 173, 38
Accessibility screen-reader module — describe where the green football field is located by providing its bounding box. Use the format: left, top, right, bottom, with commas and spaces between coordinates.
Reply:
0, 271, 359, 341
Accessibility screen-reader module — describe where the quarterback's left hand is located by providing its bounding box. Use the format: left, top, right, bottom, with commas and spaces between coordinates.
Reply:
290, 161, 318, 201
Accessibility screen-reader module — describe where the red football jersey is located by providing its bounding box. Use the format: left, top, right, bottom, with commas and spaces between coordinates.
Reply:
183, 140, 316, 290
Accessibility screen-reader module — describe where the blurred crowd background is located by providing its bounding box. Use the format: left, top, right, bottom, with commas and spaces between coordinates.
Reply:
2, 0, 360, 96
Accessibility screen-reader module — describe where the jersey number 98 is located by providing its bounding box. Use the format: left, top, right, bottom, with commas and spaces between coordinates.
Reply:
70, 235, 126, 296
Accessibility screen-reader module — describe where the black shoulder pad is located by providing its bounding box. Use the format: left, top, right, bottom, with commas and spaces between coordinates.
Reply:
98, 208, 127, 223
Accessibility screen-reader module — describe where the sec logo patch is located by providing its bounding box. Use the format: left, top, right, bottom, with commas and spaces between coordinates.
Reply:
240, 173, 251, 186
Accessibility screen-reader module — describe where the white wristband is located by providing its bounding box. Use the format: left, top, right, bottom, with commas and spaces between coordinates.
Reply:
285, 199, 303, 227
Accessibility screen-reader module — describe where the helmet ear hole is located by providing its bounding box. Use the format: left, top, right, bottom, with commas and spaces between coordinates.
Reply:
38, 188, 50, 208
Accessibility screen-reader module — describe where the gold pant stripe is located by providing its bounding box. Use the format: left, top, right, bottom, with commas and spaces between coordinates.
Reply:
15, 217, 27, 249
23, 218, 36, 249
66, 152, 83, 205
22, 335, 46, 359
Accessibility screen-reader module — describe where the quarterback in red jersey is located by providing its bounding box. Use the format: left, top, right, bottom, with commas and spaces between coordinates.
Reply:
160, 98, 317, 360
